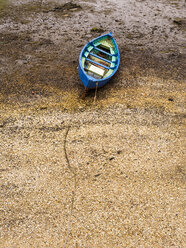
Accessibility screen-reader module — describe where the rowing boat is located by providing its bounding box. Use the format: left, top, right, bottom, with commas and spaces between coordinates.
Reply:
78, 32, 120, 89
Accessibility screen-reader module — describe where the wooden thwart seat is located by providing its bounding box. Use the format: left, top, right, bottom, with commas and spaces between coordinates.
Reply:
89, 52, 111, 64
85, 57, 110, 70
86, 64, 105, 77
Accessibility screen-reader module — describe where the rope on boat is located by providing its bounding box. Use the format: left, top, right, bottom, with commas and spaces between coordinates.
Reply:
63, 126, 77, 248
94, 82, 99, 103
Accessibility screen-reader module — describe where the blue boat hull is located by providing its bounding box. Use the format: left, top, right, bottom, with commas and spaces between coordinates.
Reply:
78, 32, 120, 89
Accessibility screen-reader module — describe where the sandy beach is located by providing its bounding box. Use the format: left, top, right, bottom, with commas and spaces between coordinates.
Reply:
0, 0, 185, 247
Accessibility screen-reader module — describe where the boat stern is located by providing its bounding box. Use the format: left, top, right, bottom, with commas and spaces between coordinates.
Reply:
78, 64, 89, 88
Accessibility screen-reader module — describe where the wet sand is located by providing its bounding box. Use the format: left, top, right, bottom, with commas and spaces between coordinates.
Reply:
0, 0, 185, 247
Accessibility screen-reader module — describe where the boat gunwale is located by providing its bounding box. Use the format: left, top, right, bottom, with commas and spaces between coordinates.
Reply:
79, 32, 120, 82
